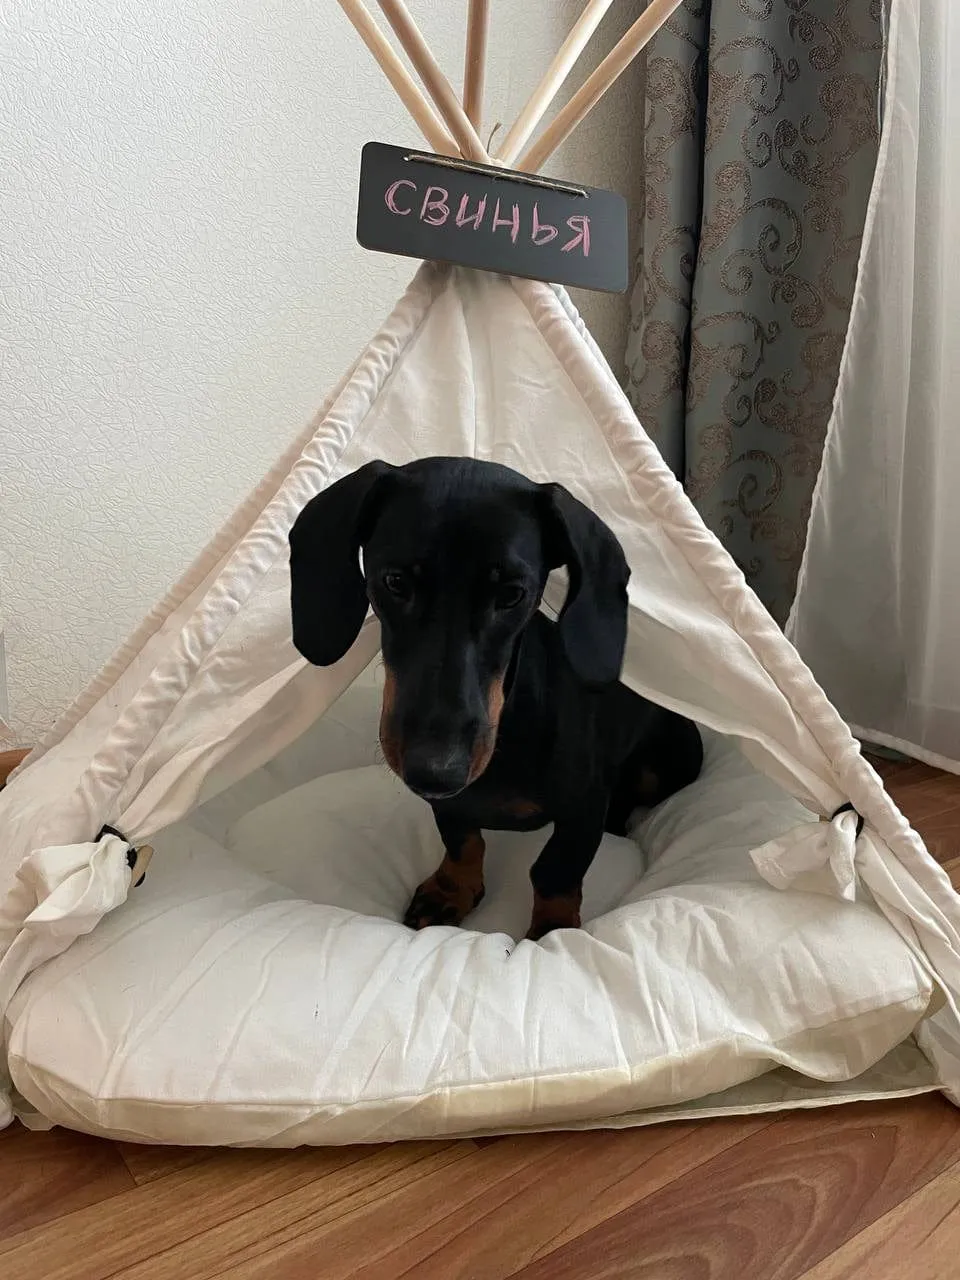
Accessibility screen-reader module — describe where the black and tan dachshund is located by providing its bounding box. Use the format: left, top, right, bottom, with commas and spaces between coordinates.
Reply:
289, 457, 703, 939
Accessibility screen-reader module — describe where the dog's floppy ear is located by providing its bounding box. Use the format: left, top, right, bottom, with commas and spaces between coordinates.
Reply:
289, 460, 394, 666
541, 483, 630, 686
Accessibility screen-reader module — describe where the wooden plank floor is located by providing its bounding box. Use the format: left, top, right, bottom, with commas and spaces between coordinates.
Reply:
2, 759, 959, 1279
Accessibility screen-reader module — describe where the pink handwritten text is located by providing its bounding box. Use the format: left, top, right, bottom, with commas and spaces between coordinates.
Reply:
383, 180, 590, 256
384, 179, 416, 215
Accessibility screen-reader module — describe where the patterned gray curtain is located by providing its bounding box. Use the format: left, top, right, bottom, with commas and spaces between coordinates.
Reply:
626, 0, 884, 623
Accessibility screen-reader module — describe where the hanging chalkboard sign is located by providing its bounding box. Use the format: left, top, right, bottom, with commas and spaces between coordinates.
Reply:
356, 142, 628, 294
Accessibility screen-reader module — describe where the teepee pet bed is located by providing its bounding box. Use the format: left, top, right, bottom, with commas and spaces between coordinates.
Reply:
3, 1, 960, 1147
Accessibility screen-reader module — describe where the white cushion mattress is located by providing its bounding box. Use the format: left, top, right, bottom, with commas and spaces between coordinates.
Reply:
4, 682, 936, 1145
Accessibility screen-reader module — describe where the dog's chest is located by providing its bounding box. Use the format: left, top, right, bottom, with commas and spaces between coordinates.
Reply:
444, 757, 551, 832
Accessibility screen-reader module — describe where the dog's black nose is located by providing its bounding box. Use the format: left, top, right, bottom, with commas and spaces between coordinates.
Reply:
401, 745, 473, 801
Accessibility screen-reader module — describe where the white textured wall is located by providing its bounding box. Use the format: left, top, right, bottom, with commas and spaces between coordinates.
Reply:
1, 1, 644, 743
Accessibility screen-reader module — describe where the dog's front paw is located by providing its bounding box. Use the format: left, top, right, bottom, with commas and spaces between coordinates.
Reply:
403, 871, 485, 930
526, 891, 582, 941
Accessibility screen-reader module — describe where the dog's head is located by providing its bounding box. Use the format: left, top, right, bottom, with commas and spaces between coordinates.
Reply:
289, 457, 630, 800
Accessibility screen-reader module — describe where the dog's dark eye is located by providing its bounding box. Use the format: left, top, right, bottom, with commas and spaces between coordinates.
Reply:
494, 584, 526, 611
382, 570, 412, 601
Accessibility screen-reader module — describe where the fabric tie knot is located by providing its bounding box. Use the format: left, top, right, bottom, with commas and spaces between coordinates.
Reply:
751, 806, 863, 902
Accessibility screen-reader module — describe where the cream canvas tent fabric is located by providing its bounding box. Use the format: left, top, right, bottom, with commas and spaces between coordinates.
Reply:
3, 0, 960, 1141
2, 262, 960, 1138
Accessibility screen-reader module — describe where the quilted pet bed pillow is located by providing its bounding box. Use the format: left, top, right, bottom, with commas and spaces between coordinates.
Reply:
3, 700, 936, 1145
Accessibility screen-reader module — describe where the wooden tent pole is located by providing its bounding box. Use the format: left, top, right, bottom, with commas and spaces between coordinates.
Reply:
518, 0, 683, 173
496, 0, 615, 167
463, 0, 490, 130
376, 0, 491, 163
335, 0, 456, 154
